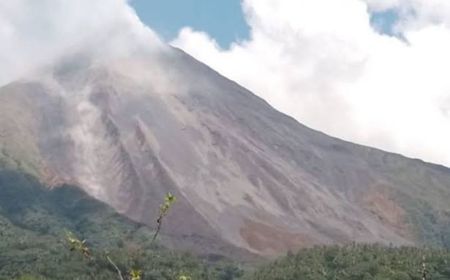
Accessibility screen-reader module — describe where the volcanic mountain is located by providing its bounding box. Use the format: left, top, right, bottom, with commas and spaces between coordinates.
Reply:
1, 46, 450, 256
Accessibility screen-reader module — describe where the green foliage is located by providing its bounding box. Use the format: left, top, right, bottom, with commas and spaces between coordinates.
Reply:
129, 268, 142, 280
7, 169, 450, 280
65, 231, 91, 259
160, 193, 176, 216
249, 244, 450, 280
0, 170, 243, 280
152, 192, 177, 243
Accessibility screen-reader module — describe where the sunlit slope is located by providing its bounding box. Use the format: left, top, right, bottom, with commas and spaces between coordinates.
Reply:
1, 48, 450, 255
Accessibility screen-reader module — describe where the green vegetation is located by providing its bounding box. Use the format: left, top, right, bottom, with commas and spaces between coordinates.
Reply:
249, 244, 450, 280
152, 193, 176, 243
4, 169, 450, 280
398, 194, 450, 248
0, 170, 243, 279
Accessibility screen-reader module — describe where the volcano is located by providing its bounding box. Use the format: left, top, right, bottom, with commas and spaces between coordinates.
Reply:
1, 46, 450, 256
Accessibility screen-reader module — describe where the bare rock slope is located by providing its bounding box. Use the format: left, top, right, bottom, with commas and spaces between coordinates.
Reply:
1, 48, 450, 256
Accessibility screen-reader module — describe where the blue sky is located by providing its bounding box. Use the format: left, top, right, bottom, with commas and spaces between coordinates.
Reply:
130, 1, 400, 48
130, 0, 250, 48
370, 9, 399, 36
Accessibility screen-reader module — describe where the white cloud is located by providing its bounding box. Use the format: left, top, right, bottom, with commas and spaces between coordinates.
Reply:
172, 0, 450, 167
0, 0, 162, 86
1, 0, 449, 167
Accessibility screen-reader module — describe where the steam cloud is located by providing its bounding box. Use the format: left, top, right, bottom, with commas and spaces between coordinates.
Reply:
0, 0, 162, 86
1, 0, 449, 167
172, 0, 450, 167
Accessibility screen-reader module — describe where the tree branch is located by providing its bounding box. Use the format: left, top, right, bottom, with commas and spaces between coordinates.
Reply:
107, 255, 124, 280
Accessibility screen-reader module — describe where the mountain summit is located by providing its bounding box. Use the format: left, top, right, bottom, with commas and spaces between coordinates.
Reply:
1, 47, 450, 256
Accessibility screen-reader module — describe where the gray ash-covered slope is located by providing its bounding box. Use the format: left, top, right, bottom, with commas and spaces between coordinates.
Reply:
1, 47, 450, 256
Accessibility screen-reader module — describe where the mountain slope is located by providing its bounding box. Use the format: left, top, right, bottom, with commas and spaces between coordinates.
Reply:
0, 169, 247, 279
1, 47, 450, 256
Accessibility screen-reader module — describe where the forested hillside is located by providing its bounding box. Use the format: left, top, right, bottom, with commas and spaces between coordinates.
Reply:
3, 168, 450, 279
0, 169, 243, 279
250, 245, 450, 280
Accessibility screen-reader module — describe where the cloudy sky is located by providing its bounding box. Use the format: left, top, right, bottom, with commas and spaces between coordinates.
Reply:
133, 0, 450, 167
1, 0, 449, 167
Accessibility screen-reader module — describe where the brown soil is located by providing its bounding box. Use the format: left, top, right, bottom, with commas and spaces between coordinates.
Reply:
362, 186, 412, 239
240, 220, 317, 255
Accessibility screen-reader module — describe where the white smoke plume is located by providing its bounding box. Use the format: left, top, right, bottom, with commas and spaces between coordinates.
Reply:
0, 0, 162, 86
